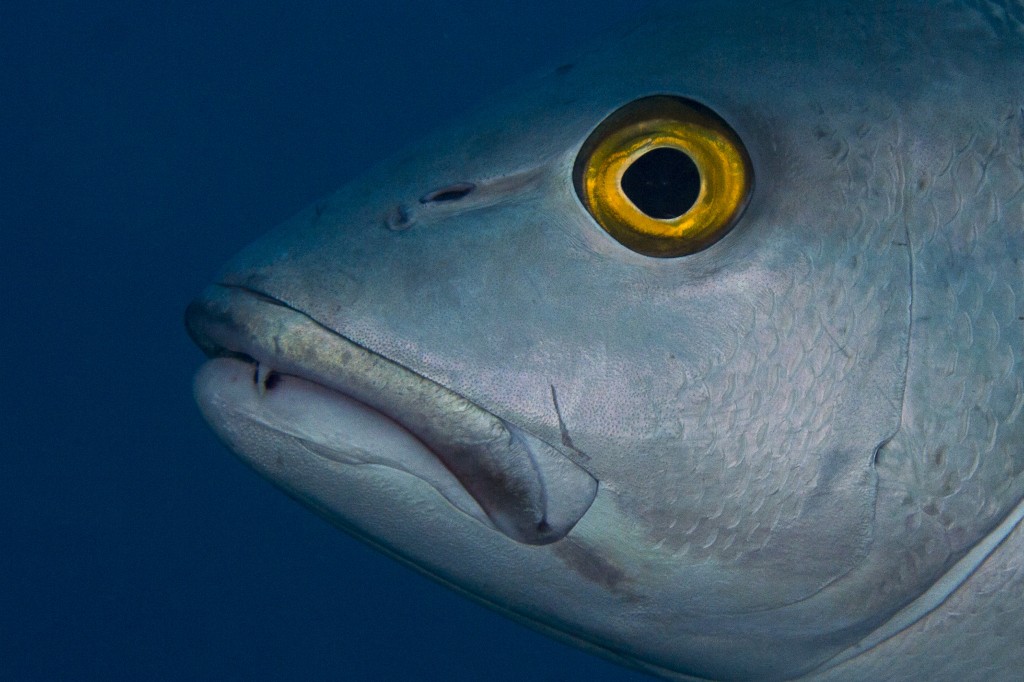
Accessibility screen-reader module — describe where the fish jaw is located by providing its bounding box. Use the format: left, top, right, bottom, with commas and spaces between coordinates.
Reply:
186, 283, 598, 546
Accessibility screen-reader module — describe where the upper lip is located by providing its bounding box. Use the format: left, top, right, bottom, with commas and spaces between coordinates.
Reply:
185, 283, 597, 545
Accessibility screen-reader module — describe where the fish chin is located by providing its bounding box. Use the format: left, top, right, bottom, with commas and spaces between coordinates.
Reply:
185, 284, 598, 545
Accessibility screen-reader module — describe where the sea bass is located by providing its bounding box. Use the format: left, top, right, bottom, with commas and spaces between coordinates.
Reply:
185, 1, 1024, 679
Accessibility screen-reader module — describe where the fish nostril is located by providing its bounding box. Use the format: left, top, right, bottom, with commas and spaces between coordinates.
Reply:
384, 204, 413, 231
420, 182, 476, 204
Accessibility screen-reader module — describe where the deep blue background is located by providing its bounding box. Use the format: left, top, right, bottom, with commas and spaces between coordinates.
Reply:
2, 2, 656, 680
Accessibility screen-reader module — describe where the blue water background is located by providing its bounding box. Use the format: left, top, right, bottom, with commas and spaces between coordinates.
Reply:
2, 1, 658, 680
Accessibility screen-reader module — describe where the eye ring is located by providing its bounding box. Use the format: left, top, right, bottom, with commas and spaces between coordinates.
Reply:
573, 96, 753, 258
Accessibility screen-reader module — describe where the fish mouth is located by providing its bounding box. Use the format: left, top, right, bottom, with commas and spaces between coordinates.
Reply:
185, 284, 598, 545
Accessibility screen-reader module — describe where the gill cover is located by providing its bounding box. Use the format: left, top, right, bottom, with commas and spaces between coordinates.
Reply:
573, 95, 752, 257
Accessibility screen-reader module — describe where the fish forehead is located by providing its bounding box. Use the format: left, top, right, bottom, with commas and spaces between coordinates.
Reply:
205, 0, 1024, 679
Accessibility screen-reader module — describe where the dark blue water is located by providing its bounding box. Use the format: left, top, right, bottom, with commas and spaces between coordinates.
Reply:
2, 2, 656, 680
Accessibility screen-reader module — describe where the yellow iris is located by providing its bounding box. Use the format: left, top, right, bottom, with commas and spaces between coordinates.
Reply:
574, 96, 752, 257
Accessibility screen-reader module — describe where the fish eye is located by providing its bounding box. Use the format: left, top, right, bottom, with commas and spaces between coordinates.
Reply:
573, 95, 752, 257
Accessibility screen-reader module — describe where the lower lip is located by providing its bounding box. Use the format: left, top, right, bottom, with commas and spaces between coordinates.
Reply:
192, 356, 495, 526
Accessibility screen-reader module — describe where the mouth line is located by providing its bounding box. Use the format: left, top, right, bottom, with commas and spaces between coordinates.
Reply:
186, 283, 598, 545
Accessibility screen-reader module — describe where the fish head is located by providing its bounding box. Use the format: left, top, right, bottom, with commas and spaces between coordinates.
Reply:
186, 1, 1024, 679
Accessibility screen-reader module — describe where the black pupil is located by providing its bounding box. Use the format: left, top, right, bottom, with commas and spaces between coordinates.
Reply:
620, 147, 701, 219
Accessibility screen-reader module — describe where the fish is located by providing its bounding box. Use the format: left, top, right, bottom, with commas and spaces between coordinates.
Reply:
184, 1, 1024, 679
